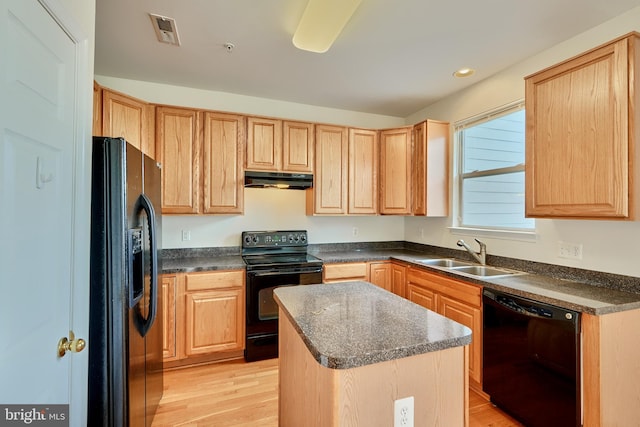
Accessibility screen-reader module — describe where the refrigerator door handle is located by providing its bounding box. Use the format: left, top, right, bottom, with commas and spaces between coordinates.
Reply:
135, 193, 159, 337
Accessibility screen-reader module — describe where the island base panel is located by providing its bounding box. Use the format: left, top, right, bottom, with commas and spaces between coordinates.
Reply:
278, 309, 469, 427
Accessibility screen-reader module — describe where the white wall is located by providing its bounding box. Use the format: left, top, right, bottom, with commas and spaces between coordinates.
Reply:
163, 188, 404, 248
405, 6, 640, 277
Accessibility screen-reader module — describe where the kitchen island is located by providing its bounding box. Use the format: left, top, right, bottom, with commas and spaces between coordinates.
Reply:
274, 281, 472, 427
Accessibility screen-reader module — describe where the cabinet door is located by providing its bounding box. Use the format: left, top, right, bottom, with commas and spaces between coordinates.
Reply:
438, 294, 482, 385
413, 120, 449, 216
380, 127, 412, 214
102, 89, 148, 153
308, 124, 348, 214
407, 284, 436, 311
184, 288, 244, 356
349, 128, 378, 214
246, 116, 282, 171
202, 112, 245, 214
283, 121, 314, 173
390, 262, 406, 298
156, 106, 201, 214
162, 275, 178, 361
525, 36, 631, 218
368, 261, 391, 292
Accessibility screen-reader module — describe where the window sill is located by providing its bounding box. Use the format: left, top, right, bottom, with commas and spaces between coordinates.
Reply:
448, 226, 537, 242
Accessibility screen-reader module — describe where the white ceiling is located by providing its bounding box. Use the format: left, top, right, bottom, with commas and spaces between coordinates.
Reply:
95, 0, 640, 118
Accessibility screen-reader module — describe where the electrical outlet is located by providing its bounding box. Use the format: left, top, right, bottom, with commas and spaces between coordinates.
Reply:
181, 230, 191, 241
420, 228, 425, 238
558, 241, 582, 260
394, 396, 414, 427
352, 227, 359, 237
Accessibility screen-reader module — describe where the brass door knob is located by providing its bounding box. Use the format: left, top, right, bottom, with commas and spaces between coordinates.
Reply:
57, 330, 86, 357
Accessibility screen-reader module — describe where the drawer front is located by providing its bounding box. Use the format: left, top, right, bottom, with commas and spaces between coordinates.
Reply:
323, 262, 368, 281
186, 270, 244, 291
407, 267, 481, 307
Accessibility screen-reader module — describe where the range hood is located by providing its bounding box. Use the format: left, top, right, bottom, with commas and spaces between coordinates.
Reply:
244, 171, 313, 190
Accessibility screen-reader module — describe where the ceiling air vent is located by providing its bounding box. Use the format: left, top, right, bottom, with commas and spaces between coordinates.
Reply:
149, 13, 181, 46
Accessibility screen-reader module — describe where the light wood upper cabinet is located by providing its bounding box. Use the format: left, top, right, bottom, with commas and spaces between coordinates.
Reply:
283, 121, 314, 172
246, 117, 314, 173
307, 124, 349, 214
246, 117, 282, 171
413, 120, 449, 216
349, 128, 378, 214
157, 108, 244, 215
203, 112, 245, 214
379, 127, 412, 215
525, 33, 640, 219
156, 106, 201, 214
102, 88, 149, 155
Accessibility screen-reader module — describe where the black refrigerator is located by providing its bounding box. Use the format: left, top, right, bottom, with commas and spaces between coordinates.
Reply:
88, 137, 163, 427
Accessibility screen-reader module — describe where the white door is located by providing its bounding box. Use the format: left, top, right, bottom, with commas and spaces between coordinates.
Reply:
0, 0, 91, 423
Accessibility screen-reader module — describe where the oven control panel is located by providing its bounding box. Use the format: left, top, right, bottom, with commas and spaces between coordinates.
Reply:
242, 230, 308, 248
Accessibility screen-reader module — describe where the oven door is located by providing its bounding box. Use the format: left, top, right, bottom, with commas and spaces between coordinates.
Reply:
246, 267, 322, 334
245, 266, 322, 361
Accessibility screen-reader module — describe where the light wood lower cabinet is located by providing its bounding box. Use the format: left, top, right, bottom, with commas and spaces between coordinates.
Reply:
323, 262, 368, 283
582, 309, 640, 426
324, 261, 406, 298
162, 274, 179, 361
368, 261, 391, 292
407, 267, 482, 389
161, 270, 245, 368
390, 262, 407, 298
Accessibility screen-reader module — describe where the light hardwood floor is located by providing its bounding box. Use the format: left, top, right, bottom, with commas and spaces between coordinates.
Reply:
152, 358, 522, 426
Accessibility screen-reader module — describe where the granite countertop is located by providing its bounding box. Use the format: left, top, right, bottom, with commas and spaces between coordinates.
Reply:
162, 255, 245, 274
161, 245, 640, 316
310, 248, 640, 315
273, 281, 472, 370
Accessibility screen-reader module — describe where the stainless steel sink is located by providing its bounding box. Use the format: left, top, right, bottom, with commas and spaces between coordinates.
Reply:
418, 259, 473, 268
448, 265, 524, 278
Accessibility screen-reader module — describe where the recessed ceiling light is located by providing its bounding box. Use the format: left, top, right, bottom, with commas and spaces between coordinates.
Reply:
453, 68, 475, 78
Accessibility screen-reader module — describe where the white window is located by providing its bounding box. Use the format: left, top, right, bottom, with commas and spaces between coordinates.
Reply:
454, 102, 534, 233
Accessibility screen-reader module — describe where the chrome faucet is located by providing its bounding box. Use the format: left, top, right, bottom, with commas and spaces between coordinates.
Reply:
457, 239, 486, 265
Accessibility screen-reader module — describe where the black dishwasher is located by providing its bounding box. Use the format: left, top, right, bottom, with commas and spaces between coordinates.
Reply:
483, 289, 581, 427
